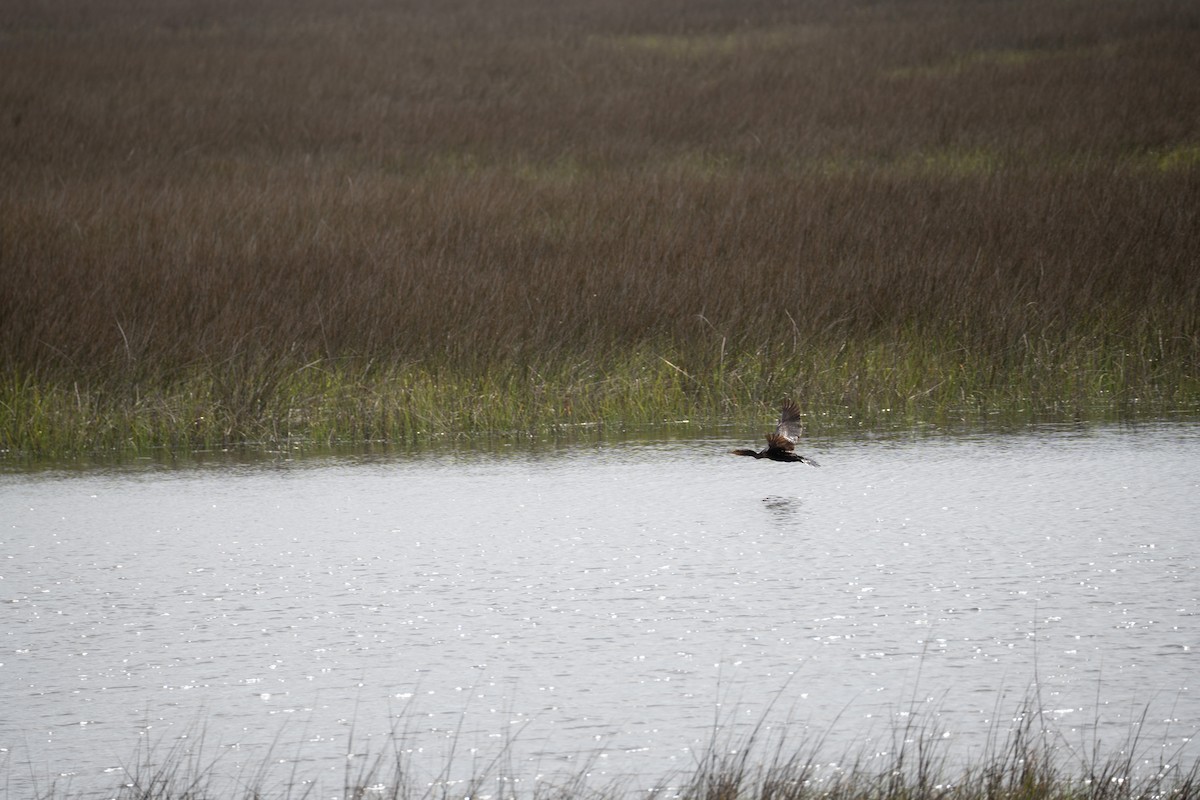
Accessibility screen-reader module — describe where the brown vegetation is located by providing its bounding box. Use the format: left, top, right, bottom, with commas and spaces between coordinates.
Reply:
21, 698, 1200, 800
2, 0, 1198, 453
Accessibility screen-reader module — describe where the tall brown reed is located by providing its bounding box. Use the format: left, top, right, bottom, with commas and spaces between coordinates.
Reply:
2, 0, 1198, 454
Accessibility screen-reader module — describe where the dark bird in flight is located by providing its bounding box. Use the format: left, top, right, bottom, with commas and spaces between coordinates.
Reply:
731, 399, 821, 466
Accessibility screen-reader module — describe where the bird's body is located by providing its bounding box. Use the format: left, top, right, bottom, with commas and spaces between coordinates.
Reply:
731, 399, 820, 466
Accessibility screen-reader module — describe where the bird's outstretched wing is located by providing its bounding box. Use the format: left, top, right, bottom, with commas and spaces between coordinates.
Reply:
774, 398, 804, 444
765, 432, 795, 453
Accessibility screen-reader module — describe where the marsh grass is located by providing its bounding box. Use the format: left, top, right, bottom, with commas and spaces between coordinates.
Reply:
19, 696, 1200, 800
2, 0, 1198, 458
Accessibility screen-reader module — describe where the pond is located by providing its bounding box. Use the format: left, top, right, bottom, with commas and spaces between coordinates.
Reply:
2, 423, 1198, 798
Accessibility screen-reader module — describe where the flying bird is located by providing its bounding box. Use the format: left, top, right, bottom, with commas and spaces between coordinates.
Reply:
731, 399, 821, 466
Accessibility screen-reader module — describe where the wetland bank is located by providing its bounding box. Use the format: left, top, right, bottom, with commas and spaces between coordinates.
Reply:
1, 0, 1198, 457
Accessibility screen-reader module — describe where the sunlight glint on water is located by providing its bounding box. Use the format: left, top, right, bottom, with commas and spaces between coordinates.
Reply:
2, 424, 1198, 798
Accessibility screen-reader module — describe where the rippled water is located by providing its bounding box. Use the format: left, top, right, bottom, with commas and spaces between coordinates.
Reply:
3, 423, 1198, 798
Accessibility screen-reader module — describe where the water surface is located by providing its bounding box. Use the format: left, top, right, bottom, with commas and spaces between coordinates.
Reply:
3, 424, 1198, 797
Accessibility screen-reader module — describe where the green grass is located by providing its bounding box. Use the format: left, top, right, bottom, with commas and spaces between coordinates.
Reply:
4, 330, 1195, 460
2, 0, 1199, 460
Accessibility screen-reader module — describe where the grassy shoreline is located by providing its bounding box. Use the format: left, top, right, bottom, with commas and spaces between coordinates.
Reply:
3, 0, 1198, 460
17, 699, 1200, 800
3, 335, 1199, 460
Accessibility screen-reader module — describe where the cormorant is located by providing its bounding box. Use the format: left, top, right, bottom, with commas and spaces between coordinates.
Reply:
731, 399, 820, 466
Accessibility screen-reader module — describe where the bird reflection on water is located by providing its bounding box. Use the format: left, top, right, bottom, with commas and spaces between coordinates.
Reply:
762, 494, 804, 523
